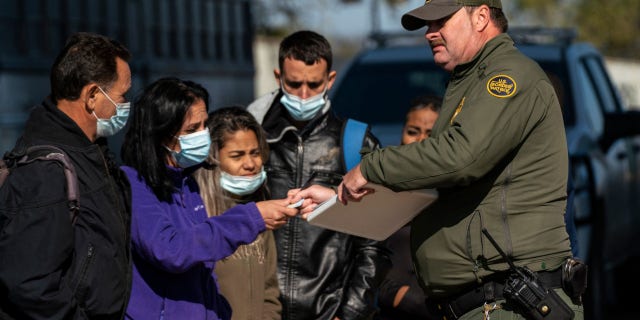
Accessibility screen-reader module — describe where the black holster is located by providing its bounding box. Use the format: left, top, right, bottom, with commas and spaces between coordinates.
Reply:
561, 257, 588, 305
503, 266, 574, 320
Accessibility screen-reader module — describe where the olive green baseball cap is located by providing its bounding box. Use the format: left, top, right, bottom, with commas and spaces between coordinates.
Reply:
401, 0, 502, 31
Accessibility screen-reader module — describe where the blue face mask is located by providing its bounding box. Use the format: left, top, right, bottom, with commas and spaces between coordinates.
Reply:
168, 129, 211, 168
220, 169, 267, 196
279, 82, 327, 121
94, 87, 130, 137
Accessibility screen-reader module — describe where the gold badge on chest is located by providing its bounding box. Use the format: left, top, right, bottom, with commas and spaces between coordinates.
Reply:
450, 97, 465, 125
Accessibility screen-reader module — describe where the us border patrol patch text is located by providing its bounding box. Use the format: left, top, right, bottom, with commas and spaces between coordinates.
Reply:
487, 75, 516, 98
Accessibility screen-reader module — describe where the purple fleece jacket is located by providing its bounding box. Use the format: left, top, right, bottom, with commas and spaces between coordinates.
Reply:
121, 166, 266, 320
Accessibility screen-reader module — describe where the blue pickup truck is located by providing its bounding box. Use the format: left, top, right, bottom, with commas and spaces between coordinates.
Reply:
330, 28, 640, 320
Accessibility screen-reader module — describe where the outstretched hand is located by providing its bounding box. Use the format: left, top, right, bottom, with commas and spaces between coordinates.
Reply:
287, 185, 336, 219
337, 163, 373, 204
255, 199, 298, 230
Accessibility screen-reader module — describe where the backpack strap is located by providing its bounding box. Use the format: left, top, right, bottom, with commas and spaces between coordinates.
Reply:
342, 119, 369, 172
5, 145, 80, 224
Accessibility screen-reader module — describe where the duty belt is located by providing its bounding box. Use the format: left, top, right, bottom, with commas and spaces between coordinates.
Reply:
427, 268, 563, 320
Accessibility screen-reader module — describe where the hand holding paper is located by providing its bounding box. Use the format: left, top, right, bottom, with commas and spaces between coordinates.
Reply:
287, 198, 305, 208
255, 199, 299, 230
287, 185, 337, 218
338, 163, 373, 204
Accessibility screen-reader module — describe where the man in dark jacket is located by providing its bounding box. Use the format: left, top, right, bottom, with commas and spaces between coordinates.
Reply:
0, 32, 132, 319
247, 30, 391, 320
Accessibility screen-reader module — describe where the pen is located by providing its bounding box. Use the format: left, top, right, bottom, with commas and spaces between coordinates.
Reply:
287, 172, 317, 209
300, 171, 317, 190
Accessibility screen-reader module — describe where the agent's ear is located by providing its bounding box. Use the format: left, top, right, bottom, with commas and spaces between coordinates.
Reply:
474, 4, 491, 31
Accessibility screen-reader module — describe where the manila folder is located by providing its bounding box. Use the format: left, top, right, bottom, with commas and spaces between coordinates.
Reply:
307, 183, 438, 241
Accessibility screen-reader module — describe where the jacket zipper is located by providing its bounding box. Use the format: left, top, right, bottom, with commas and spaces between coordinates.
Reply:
98, 149, 131, 319
501, 163, 513, 256
98, 150, 127, 239
295, 134, 304, 188
74, 244, 95, 295
285, 134, 305, 318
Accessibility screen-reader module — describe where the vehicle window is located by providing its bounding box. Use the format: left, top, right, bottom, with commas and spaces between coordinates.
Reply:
535, 61, 575, 126
575, 58, 604, 136
583, 56, 620, 113
331, 62, 449, 124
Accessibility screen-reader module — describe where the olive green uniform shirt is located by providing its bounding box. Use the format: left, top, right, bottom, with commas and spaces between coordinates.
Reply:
360, 34, 571, 298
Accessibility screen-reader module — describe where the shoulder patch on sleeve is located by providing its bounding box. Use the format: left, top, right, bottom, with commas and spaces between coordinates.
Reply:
486, 75, 516, 98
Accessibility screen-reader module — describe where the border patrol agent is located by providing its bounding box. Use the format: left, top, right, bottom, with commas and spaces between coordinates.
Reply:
338, 1, 584, 319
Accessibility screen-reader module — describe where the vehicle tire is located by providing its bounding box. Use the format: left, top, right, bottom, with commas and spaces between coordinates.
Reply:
583, 196, 605, 320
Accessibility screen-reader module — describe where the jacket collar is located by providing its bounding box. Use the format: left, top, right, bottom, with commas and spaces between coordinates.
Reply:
260, 90, 333, 143
166, 163, 202, 178
22, 96, 94, 148
450, 33, 514, 82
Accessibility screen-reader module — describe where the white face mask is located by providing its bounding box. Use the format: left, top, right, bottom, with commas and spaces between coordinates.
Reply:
279, 81, 328, 121
94, 87, 130, 137
167, 129, 212, 168
220, 168, 267, 196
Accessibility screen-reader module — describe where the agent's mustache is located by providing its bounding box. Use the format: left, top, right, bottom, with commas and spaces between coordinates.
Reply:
429, 39, 446, 49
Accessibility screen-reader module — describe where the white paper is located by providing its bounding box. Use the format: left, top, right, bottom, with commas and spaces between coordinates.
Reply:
307, 183, 438, 241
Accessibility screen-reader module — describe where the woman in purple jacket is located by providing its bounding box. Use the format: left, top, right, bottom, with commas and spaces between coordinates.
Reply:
120, 77, 298, 320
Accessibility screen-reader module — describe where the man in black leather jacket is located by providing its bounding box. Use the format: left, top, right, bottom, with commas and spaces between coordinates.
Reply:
247, 30, 391, 320
0, 32, 132, 319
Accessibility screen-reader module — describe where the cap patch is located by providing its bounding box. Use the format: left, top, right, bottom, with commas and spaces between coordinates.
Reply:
486, 75, 516, 98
